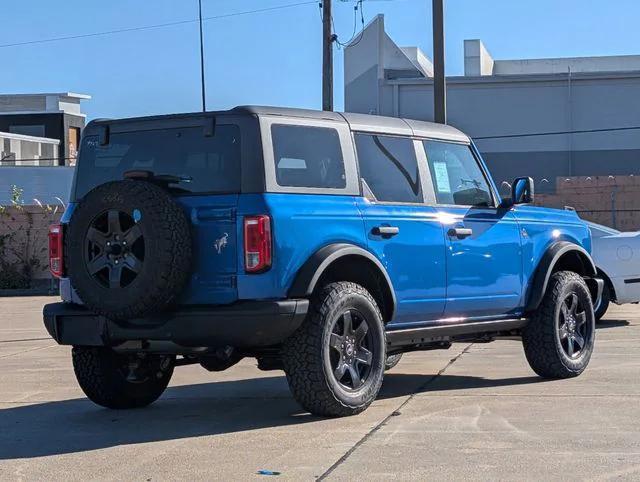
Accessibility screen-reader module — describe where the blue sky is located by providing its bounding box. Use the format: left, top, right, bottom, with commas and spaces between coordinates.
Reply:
3, 0, 640, 119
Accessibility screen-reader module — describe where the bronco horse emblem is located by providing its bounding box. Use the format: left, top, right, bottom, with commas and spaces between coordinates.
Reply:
214, 233, 229, 254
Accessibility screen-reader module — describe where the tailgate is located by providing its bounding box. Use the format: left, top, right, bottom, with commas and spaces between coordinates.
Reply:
177, 194, 239, 305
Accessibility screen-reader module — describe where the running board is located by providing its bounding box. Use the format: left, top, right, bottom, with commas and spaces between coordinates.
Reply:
386, 318, 528, 347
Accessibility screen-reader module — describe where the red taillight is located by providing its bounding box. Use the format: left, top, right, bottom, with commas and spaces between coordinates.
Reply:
49, 224, 64, 278
244, 215, 272, 273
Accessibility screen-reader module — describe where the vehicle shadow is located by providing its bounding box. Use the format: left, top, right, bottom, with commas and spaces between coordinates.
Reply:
1, 371, 549, 460
378, 373, 547, 400
596, 319, 630, 329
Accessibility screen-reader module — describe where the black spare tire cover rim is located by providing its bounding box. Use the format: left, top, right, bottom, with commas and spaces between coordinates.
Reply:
66, 180, 193, 320
84, 209, 146, 289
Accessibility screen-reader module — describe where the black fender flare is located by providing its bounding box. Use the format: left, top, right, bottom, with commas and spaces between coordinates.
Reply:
288, 243, 397, 319
525, 241, 598, 312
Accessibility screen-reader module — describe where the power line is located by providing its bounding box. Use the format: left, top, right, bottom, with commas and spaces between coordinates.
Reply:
0, 1, 318, 49
333, 0, 365, 48
5, 125, 640, 163
0, 158, 71, 163
474, 125, 640, 140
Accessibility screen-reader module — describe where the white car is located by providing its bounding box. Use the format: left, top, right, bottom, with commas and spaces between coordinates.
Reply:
587, 222, 640, 320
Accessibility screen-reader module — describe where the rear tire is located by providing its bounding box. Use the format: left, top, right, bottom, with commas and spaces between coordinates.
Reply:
283, 282, 386, 417
522, 271, 595, 379
594, 283, 610, 322
72, 347, 174, 409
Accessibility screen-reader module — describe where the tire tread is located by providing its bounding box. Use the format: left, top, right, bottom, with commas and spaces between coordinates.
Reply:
522, 271, 594, 379
283, 282, 385, 417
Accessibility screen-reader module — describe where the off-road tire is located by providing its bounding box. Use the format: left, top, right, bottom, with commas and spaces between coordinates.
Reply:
66, 180, 192, 320
72, 346, 174, 409
385, 353, 403, 371
283, 282, 386, 417
594, 282, 610, 322
522, 271, 595, 379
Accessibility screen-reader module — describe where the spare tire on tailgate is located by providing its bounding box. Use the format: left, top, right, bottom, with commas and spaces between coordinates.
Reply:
66, 180, 192, 320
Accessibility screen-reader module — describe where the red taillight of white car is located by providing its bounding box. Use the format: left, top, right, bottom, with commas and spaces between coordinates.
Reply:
49, 224, 64, 278
244, 215, 272, 273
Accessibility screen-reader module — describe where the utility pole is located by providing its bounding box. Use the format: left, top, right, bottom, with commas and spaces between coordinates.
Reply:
198, 0, 207, 112
432, 0, 446, 124
322, 0, 333, 111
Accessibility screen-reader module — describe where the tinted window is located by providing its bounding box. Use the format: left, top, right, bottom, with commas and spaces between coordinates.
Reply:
75, 125, 240, 198
271, 124, 346, 189
355, 134, 422, 203
423, 141, 493, 207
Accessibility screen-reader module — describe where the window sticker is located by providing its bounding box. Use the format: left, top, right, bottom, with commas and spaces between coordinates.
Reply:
433, 161, 451, 193
278, 157, 307, 169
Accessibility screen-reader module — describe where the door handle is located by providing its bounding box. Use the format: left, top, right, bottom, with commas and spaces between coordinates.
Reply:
372, 226, 400, 237
448, 227, 473, 239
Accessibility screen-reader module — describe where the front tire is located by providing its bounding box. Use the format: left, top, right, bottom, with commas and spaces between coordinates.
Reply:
522, 271, 595, 379
283, 282, 386, 417
72, 347, 174, 409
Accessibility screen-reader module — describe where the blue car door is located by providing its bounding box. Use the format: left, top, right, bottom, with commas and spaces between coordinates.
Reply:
354, 132, 447, 325
422, 140, 524, 319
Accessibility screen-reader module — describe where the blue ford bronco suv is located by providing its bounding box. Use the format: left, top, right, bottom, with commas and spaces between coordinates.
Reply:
44, 106, 603, 417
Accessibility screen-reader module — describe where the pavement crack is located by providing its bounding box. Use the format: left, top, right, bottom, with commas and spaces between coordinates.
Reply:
317, 343, 473, 480
0, 344, 56, 359
0, 337, 51, 344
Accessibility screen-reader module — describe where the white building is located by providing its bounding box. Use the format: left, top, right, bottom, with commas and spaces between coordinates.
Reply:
344, 15, 640, 193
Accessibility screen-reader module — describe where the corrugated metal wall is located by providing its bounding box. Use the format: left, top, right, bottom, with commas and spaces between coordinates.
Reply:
0, 167, 74, 205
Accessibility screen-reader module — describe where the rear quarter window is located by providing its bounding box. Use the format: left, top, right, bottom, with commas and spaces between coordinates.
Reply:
75, 125, 241, 198
271, 124, 346, 189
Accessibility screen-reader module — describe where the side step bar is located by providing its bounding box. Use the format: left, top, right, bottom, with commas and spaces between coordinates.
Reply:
386, 318, 528, 347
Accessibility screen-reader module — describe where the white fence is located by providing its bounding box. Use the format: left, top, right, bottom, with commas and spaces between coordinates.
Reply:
0, 131, 59, 166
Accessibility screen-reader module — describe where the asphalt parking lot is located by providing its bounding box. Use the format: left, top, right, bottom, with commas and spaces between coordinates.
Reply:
0, 296, 639, 481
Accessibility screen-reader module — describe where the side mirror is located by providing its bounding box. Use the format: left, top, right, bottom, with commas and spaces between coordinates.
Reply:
511, 176, 535, 205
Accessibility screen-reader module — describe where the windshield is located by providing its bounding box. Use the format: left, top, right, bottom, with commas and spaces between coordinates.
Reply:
75, 125, 240, 198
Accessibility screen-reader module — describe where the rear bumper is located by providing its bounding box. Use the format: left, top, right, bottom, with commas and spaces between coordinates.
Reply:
43, 299, 309, 349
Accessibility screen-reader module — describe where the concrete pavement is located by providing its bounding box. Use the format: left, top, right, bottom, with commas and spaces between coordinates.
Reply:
0, 297, 638, 480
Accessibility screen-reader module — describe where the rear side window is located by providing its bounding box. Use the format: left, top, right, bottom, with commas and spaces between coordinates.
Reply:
355, 134, 422, 203
423, 140, 493, 207
271, 124, 346, 189
75, 125, 240, 198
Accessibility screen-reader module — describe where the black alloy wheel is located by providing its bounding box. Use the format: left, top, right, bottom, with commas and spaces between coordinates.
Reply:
522, 270, 595, 379
328, 309, 374, 390
84, 209, 145, 289
558, 292, 591, 359
282, 281, 386, 417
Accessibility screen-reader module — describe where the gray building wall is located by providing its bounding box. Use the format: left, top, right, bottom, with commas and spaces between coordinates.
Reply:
344, 16, 640, 194
0, 167, 74, 205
